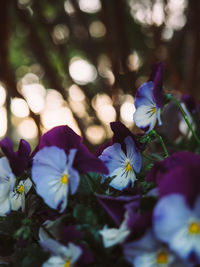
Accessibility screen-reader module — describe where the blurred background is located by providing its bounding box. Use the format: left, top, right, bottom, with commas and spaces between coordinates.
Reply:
0, 0, 199, 150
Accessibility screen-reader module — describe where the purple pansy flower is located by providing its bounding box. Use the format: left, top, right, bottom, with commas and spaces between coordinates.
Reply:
32, 125, 108, 175
153, 194, 200, 263
99, 136, 142, 190
146, 151, 200, 206
0, 137, 31, 176
133, 63, 165, 133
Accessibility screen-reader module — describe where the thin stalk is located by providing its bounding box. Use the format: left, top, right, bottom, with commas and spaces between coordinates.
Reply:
151, 131, 169, 157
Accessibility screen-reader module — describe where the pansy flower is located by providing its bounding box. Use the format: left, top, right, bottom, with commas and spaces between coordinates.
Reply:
124, 230, 189, 267
41, 239, 82, 267
153, 194, 200, 262
133, 63, 165, 133
32, 146, 80, 213
0, 157, 15, 216
10, 178, 32, 211
99, 136, 141, 190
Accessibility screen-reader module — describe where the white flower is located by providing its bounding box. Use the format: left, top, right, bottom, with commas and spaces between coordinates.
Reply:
10, 178, 32, 211
99, 212, 130, 248
32, 146, 80, 213
124, 230, 189, 267
133, 82, 162, 133
0, 157, 15, 216
99, 136, 141, 190
41, 239, 82, 267
153, 194, 200, 261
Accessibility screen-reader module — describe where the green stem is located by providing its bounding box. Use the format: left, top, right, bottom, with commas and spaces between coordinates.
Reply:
152, 131, 169, 157
170, 95, 200, 145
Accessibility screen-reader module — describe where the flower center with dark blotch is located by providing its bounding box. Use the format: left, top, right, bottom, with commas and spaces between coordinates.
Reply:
64, 259, 71, 267
61, 174, 69, 184
125, 161, 132, 173
188, 222, 200, 234
152, 107, 156, 114
156, 251, 168, 264
17, 184, 24, 194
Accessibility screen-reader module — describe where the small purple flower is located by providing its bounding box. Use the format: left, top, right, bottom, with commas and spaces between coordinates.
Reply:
153, 194, 200, 262
133, 63, 165, 133
32, 125, 108, 175
0, 137, 31, 176
99, 136, 141, 190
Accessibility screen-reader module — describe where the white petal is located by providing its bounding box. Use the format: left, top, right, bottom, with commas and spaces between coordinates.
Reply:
23, 178, 32, 194
135, 82, 154, 108
124, 136, 141, 173
153, 194, 191, 244
42, 256, 66, 267
100, 226, 130, 248
109, 166, 136, 190
10, 192, 23, 211
134, 105, 157, 133
99, 143, 126, 176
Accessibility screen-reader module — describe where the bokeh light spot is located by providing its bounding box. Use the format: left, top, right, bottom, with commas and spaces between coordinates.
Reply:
69, 58, 97, 85
11, 98, 29, 118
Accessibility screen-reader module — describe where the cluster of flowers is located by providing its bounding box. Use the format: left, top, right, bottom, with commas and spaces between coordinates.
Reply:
0, 63, 199, 266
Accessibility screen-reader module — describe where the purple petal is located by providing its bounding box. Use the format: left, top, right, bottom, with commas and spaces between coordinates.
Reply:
0, 137, 31, 176
33, 125, 81, 154
147, 151, 200, 206
76, 244, 94, 266
126, 210, 153, 239
152, 63, 165, 108
33, 125, 108, 175
97, 195, 140, 226
62, 225, 83, 244
181, 94, 197, 115
74, 143, 108, 174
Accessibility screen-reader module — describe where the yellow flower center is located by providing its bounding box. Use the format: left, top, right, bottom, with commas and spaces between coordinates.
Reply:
125, 162, 132, 172
17, 184, 24, 194
64, 260, 71, 267
152, 107, 156, 114
156, 251, 168, 264
188, 222, 200, 234
61, 174, 69, 184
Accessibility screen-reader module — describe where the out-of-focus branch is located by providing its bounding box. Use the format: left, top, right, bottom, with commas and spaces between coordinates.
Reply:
0, 1, 41, 138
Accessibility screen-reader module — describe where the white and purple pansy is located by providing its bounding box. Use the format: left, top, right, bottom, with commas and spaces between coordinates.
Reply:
32, 146, 80, 213
99, 136, 141, 190
40, 238, 82, 267
123, 230, 189, 267
133, 63, 165, 133
153, 194, 200, 262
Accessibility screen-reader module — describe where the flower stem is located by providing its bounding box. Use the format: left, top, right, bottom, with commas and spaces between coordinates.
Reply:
150, 130, 169, 157
168, 94, 200, 145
